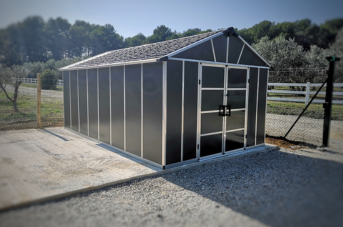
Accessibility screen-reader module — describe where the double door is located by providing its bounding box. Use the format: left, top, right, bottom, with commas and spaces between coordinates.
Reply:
197, 64, 248, 158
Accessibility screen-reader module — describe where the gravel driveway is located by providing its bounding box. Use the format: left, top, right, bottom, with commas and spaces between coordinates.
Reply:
1, 147, 342, 227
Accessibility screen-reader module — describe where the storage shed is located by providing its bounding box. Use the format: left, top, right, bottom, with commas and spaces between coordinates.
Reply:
60, 27, 270, 169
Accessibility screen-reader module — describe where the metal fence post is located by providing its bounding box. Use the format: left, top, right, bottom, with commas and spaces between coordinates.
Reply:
305, 82, 310, 105
37, 73, 42, 129
322, 56, 340, 147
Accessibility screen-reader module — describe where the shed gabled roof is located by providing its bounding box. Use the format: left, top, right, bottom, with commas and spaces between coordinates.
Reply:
60, 28, 270, 70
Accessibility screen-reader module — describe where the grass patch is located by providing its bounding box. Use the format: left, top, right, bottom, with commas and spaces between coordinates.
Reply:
0, 91, 63, 124
267, 101, 343, 120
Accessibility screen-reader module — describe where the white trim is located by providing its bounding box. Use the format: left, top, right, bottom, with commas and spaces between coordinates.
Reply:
109, 67, 112, 146
226, 88, 247, 91
87, 69, 89, 136
244, 68, 250, 149
123, 65, 126, 151
201, 131, 223, 137
168, 57, 270, 69
181, 61, 185, 162
141, 63, 143, 158
231, 108, 246, 112
226, 36, 229, 63
196, 63, 202, 160
211, 39, 217, 62
237, 43, 245, 64
59, 59, 159, 71
226, 128, 244, 133
201, 110, 220, 114
60, 51, 111, 70
69, 71, 71, 129
77, 70, 80, 133
167, 32, 223, 58
97, 68, 99, 142
201, 88, 224, 90
162, 61, 167, 166
264, 70, 270, 142
223, 66, 228, 154
201, 63, 226, 68
63, 73, 65, 127
237, 35, 271, 67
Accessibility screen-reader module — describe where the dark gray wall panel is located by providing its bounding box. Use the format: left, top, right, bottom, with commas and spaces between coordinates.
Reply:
246, 68, 258, 147
70, 70, 78, 132
256, 69, 268, 144
212, 35, 227, 63
174, 40, 214, 62
227, 90, 246, 109
228, 36, 243, 64
183, 62, 198, 161
143, 62, 163, 165
99, 67, 110, 144
88, 69, 98, 140
125, 64, 141, 156
78, 70, 87, 135
111, 66, 124, 150
239, 46, 267, 67
166, 61, 182, 165
201, 90, 224, 111
226, 110, 245, 131
63, 71, 70, 128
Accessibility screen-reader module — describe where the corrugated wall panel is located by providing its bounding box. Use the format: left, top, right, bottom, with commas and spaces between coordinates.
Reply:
88, 69, 98, 140
246, 68, 258, 147
256, 69, 268, 144
166, 60, 182, 165
143, 62, 163, 165
99, 67, 110, 144
125, 64, 141, 156
228, 36, 243, 64
212, 35, 227, 63
78, 70, 87, 135
111, 66, 125, 150
183, 62, 198, 161
174, 40, 214, 62
63, 71, 70, 128
70, 70, 78, 132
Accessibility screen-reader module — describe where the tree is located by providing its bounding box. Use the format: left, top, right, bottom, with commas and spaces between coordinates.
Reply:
41, 69, 58, 90
90, 24, 124, 55
325, 27, 343, 82
45, 17, 71, 60
125, 33, 146, 47
0, 65, 30, 112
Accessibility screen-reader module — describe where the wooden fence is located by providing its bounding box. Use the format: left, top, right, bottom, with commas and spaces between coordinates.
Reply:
268, 82, 343, 105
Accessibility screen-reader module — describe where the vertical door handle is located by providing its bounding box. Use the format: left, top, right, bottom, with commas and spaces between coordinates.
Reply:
226, 105, 231, 116
219, 105, 225, 116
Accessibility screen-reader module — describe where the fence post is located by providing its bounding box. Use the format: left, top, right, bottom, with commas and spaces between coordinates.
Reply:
305, 82, 310, 105
37, 73, 42, 129
322, 56, 340, 147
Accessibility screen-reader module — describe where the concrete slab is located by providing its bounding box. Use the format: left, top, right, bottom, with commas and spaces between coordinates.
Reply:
0, 127, 160, 211
0, 127, 277, 212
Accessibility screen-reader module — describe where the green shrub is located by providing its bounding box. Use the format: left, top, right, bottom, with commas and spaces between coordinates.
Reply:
41, 69, 58, 90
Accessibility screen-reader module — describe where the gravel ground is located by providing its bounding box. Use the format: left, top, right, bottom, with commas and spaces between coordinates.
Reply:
0, 147, 342, 227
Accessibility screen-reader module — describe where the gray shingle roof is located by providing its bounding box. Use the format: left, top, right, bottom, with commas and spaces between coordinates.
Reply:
65, 29, 224, 69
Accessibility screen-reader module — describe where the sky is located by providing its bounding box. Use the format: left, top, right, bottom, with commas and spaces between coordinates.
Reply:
0, 0, 342, 38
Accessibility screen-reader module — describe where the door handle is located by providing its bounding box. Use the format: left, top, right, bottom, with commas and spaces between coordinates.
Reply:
219, 105, 231, 116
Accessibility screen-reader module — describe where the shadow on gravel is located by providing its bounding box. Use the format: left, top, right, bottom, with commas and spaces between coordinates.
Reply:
162, 150, 343, 227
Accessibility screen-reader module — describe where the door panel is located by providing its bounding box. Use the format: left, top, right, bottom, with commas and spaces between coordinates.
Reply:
200, 134, 223, 157
228, 69, 247, 88
227, 90, 246, 109
202, 66, 224, 88
201, 113, 223, 134
226, 110, 245, 131
201, 90, 223, 111
225, 130, 245, 151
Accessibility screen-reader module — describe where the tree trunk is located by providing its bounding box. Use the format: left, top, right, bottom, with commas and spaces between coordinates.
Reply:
12, 84, 20, 112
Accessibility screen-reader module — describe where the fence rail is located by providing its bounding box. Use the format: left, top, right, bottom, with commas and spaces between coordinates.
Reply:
21, 78, 63, 87
268, 82, 343, 105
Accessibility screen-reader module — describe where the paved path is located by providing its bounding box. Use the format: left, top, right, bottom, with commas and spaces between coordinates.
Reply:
0, 128, 160, 211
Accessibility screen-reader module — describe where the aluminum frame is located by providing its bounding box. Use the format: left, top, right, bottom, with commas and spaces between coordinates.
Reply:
211, 39, 217, 62
197, 64, 249, 157
77, 70, 80, 133
237, 43, 245, 64
69, 70, 72, 128
97, 68, 100, 142
87, 69, 89, 136
109, 67, 112, 146
62, 73, 65, 127
123, 65, 126, 151
141, 63, 143, 158
170, 58, 270, 69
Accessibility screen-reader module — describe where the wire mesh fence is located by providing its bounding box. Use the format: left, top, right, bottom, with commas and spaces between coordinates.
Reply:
266, 69, 343, 147
0, 76, 63, 131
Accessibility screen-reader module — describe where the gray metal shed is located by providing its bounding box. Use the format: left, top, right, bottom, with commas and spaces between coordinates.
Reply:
60, 27, 270, 169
